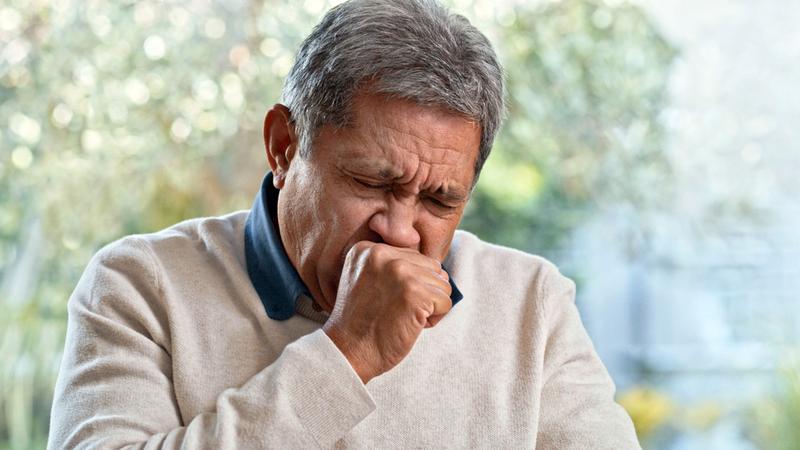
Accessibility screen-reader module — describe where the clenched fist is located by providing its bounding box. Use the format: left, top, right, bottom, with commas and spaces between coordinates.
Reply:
322, 241, 453, 384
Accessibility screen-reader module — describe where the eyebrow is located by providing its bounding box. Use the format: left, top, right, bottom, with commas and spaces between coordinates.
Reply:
433, 186, 468, 203
346, 160, 400, 180
346, 161, 468, 202
377, 167, 397, 180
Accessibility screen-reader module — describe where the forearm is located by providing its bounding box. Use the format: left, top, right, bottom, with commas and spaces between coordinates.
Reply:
535, 265, 640, 449
49, 313, 375, 450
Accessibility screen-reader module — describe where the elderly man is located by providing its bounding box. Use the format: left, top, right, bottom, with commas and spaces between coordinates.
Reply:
49, 0, 639, 448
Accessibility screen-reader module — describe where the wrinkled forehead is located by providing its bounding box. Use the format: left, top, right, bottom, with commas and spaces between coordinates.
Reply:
335, 94, 480, 183
351, 94, 479, 154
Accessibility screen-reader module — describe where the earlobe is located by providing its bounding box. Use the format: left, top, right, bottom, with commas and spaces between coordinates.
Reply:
272, 169, 286, 189
263, 104, 297, 189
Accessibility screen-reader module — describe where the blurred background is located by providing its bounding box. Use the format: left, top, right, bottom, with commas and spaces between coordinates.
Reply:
1, 0, 798, 448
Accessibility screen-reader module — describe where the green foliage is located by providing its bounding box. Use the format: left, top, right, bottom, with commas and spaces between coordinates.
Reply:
749, 357, 800, 450
0, 0, 676, 447
463, 0, 677, 256
1, 1, 307, 446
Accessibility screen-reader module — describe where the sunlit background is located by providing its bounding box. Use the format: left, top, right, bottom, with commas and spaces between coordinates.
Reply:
1, 0, 798, 448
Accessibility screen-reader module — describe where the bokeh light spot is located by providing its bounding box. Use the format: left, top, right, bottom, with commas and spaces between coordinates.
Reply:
11, 146, 33, 170
143, 35, 166, 60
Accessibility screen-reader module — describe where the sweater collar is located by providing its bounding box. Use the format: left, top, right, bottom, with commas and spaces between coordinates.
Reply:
244, 172, 463, 322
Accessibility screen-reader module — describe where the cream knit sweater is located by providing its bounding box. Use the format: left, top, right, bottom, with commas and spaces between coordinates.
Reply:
48, 211, 640, 449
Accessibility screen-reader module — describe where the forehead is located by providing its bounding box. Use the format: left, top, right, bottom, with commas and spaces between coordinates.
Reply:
320, 94, 481, 186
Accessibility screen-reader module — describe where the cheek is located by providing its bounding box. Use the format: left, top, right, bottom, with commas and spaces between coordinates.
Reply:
334, 200, 378, 247
319, 195, 377, 259
280, 174, 330, 261
313, 201, 379, 299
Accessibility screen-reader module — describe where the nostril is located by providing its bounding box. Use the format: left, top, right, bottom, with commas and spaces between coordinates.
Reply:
364, 227, 384, 245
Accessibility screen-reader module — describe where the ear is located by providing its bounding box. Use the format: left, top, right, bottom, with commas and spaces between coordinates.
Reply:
263, 104, 298, 189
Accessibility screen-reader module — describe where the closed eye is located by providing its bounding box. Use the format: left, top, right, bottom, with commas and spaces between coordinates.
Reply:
425, 196, 458, 211
353, 177, 388, 190
352, 176, 460, 212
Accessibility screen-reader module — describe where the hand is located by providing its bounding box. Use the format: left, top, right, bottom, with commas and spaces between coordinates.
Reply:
322, 241, 453, 384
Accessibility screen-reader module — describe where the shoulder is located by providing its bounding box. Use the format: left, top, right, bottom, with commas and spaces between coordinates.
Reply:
447, 230, 576, 315
90, 209, 248, 274
448, 230, 570, 290
132, 210, 249, 261
115, 210, 250, 284
74, 210, 250, 312
68, 211, 251, 346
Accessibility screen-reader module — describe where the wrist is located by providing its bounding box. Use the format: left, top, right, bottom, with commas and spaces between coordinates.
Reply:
323, 325, 375, 384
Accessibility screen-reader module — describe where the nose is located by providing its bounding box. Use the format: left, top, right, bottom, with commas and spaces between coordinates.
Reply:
368, 195, 421, 249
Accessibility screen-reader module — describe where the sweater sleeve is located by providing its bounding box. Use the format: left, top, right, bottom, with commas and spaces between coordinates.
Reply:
535, 266, 641, 450
47, 237, 375, 450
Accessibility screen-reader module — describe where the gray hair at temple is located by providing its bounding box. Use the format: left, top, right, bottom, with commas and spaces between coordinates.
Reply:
281, 0, 505, 179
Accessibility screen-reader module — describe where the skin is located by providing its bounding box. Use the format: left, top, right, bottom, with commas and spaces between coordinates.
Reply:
263, 93, 481, 383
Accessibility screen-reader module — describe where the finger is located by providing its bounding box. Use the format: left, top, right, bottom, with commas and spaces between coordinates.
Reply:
400, 254, 451, 286
374, 243, 443, 272
414, 269, 452, 297
409, 278, 452, 317
375, 247, 450, 288
425, 314, 445, 328
423, 283, 453, 316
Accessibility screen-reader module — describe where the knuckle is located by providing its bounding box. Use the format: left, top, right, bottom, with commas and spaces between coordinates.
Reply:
386, 258, 408, 278
414, 308, 429, 327
441, 280, 453, 296
371, 243, 396, 262
401, 277, 421, 294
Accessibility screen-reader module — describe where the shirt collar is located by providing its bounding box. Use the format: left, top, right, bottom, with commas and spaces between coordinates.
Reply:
244, 172, 463, 322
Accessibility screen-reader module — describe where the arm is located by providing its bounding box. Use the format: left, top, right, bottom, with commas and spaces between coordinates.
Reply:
47, 238, 375, 450
535, 267, 641, 450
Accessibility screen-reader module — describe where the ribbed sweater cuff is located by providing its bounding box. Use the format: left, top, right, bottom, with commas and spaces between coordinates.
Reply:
286, 329, 376, 447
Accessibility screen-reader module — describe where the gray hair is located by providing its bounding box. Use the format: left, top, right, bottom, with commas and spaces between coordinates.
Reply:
281, 0, 505, 179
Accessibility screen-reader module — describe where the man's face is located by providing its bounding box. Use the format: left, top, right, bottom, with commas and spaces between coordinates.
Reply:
271, 94, 481, 312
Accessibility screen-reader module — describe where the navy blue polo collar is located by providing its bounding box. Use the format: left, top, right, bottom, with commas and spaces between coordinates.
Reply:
243, 172, 464, 321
